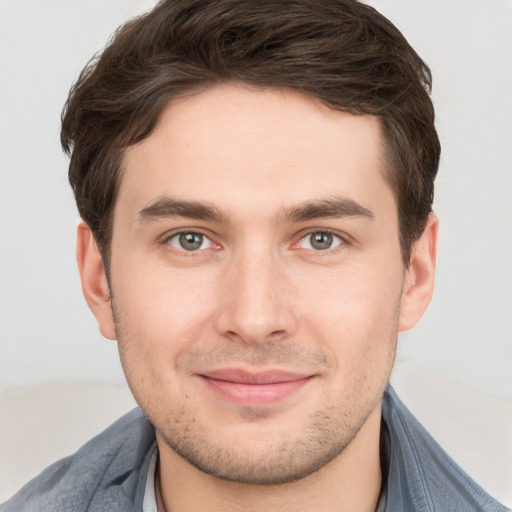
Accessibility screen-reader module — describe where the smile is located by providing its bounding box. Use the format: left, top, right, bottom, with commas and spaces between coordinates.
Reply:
197, 369, 315, 406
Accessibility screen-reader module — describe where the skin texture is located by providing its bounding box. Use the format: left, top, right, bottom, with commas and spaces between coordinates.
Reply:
77, 84, 437, 512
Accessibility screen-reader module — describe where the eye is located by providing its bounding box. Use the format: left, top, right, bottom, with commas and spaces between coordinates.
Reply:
299, 231, 343, 251
167, 232, 213, 251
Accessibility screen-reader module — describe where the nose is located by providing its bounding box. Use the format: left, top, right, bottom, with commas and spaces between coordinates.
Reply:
214, 248, 298, 345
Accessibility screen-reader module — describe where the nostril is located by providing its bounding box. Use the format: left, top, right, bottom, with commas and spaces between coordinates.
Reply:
267, 329, 287, 339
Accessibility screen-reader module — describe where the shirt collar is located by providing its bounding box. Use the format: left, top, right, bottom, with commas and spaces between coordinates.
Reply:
141, 387, 433, 512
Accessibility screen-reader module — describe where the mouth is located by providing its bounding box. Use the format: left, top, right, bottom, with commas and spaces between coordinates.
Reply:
197, 369, 315, 406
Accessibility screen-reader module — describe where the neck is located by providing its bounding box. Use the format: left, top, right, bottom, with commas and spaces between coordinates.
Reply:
156, 405, 383, 512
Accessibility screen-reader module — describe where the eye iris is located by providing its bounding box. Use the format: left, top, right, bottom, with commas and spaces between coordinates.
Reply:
310, 232, 333, 250
179, 232, 203, 250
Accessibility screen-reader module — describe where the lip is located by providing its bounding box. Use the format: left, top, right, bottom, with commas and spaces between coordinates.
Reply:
197, 369, 314, 406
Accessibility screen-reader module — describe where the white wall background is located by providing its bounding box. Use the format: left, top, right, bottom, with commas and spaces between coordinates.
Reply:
1, 0, 511, 401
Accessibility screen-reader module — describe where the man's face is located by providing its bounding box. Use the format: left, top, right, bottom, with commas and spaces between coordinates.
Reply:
91, 84, 420, 483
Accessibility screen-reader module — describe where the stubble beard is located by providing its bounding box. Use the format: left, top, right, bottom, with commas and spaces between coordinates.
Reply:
157, 395, 377, 485
111, 299, 398, 486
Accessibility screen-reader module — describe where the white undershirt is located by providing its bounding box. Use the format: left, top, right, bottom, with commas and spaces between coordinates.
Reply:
141, 447, 387, 512
142, 448, 159, 512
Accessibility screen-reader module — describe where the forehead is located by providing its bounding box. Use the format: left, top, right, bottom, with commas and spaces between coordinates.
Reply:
118, 84, 394, 223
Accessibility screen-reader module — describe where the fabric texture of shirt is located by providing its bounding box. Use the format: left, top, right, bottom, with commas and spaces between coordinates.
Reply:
2, 386, 509, 512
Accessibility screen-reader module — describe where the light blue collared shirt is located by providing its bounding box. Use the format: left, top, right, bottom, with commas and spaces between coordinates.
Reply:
2, 387, 509, 511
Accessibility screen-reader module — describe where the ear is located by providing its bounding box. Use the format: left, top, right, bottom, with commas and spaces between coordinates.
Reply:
398, 213, 439, 332
76, 222, 116, 340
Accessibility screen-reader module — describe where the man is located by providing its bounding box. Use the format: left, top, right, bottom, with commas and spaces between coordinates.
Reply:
2, 1, 508, 511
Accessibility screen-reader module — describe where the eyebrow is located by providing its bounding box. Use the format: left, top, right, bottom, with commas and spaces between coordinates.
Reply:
279, 197, 374, 223
137, 195, 374, 225
138, 197, 228, 223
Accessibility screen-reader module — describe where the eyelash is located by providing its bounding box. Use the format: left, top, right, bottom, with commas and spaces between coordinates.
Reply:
161, 228, 350, 255
163, 229, 219, 255
294, 228, 349, 253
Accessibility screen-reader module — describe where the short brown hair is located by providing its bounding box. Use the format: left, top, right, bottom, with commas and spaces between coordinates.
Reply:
61, 0, 440, 267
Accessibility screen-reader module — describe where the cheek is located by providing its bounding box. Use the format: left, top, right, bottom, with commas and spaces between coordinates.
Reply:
111, 276, 210, 412
112, 262, 219, 359
301, 266, 402, 361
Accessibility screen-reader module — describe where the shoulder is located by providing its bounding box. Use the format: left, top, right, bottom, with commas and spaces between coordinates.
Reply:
1, 408, 156, 512
383, 387, 510, 512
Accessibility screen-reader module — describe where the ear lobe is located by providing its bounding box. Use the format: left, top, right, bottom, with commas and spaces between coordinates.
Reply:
398, 213, 439, 332
76, 222, 116, 340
